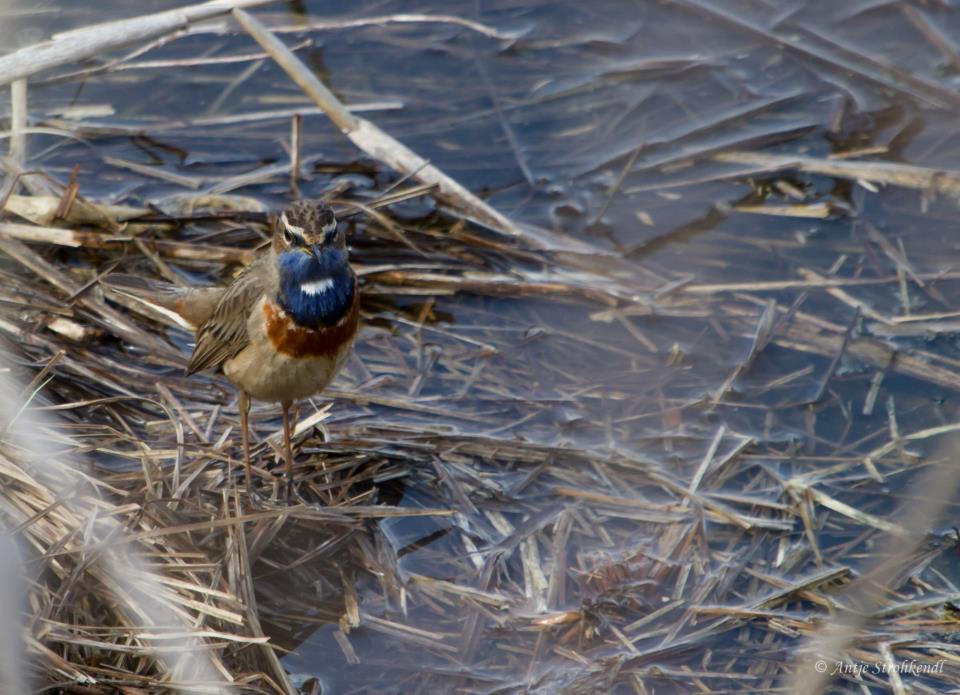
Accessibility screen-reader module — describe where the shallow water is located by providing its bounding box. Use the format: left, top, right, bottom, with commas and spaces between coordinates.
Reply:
8, 0, 960, 693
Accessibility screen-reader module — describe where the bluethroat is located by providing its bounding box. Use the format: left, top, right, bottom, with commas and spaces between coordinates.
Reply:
113, 200, 359, 497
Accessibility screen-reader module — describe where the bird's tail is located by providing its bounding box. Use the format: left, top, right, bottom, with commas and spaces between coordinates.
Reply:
102, 274, 223, 326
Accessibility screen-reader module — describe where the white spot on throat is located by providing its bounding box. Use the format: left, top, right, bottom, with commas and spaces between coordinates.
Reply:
300, 277, 335, 296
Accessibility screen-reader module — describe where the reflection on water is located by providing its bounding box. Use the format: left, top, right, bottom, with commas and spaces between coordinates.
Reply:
8, 0, 960, 692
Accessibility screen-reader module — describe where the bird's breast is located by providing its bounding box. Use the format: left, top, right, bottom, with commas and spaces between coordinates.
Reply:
263, 289, 360, 359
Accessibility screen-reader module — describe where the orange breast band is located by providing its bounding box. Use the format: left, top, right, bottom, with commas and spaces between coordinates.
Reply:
264, 295, 359, 358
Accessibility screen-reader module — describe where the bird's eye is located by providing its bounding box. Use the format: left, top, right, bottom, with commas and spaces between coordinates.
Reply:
282, 228, 294, 245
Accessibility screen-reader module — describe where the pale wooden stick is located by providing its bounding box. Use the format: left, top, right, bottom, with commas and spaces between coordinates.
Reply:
9, 80, 26, 166
0, 0, 276, 86
0, 222, 119, 248
3, 194, 148, 228
714, 150, 960, 196
232, 8, 521, 237
290, 113, 301, 197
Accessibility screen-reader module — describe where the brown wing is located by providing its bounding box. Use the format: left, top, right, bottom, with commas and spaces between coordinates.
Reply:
187, 258, 268, 375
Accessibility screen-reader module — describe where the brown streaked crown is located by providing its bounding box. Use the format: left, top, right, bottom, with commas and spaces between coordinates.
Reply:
275, 200, 338, 250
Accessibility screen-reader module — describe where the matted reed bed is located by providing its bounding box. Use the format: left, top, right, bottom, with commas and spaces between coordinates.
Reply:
4, 2, 960, 694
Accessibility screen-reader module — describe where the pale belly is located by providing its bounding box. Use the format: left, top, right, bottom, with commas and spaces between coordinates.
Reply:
223, 346, 345, 403
222, 302, 355, 403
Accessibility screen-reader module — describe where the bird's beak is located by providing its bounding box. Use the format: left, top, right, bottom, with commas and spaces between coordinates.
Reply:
311, 243, 323, 260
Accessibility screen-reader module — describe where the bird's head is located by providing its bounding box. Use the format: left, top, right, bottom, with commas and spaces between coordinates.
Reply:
273, 200, 355, 328
274, 199, 345, 258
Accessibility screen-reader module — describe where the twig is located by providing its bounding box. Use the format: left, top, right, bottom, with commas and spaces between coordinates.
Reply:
103, 156, 203, 190
275, 13, 521, 41
474, 55, 535, 188
808, 307, 859, 404
681, 271, 960, 294
3, 194, 149, 226
0, 222, 122, 248
797, 267, 892, 325
290, 114, 301, 198
901, 5, 960, 72
9, 80, 27, 167
713, 150, 960, 196
0, 0, 277, 86
40, 103, 403, 137
713, 299, 777, 403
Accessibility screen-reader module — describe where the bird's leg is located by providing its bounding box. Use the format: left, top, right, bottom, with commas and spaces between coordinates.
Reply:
281, 399, 294, 500
239, 391, 253, 495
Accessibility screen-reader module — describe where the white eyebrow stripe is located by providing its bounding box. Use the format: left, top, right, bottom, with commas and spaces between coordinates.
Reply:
300, 278, 335, 296
281, 213, 305, 237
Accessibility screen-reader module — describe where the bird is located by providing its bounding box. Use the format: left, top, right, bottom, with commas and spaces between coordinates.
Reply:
109, 200, 359, 498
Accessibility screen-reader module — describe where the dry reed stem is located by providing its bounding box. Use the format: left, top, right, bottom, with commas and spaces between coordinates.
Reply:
0, 0, 278, 86
8, 80, 27, 167
714, 150, 960, 196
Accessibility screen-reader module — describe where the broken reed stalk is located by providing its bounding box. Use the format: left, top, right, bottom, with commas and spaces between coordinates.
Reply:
8, 80, 26, 167
290, 114, 302, 198
0, 0, 277, 87
3, 194, 149, 226
714, 150, 960, 196
231, 8, 523, 238
275, 13, 520, 40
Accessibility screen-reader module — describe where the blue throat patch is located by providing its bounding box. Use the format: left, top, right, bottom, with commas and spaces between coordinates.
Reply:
276, 248, 355, 329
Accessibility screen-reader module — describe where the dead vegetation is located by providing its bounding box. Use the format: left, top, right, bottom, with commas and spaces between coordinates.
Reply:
3, 1, 960, 694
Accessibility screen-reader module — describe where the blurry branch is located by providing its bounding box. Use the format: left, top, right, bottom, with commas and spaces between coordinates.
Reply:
0, 535, 27, 694
788, 433, 960, 694
4, 80, 28, 194
714, 150, 960, 196
0, 367, 237, 694
232, 8, 523, 239
0, 0, 277, 86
